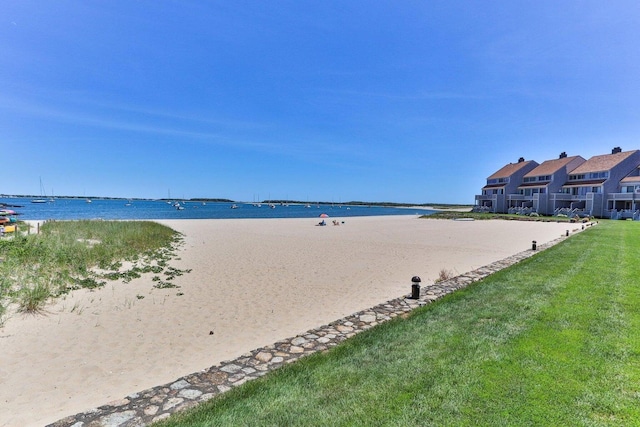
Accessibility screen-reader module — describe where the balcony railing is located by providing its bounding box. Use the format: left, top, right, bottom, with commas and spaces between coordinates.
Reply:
607, 192, 639, 201
475, 195, 497, 201
550, 193, 583, 201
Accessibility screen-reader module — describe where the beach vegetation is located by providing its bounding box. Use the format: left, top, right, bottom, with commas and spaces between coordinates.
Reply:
15, 277, 52, 313
153, 220, 640, 426
0, 220, 189, 318
434, 268, 455, 283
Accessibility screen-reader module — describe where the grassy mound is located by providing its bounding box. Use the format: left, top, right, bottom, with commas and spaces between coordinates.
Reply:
0, 220, 189, 319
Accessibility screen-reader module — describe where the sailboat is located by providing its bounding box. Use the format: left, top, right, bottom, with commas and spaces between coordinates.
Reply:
31, 178, 48, 203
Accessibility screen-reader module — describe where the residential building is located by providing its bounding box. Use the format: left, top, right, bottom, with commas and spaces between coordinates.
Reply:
475, 157, 538, 214
614, 167, 640, 218
476, 147, 640, 218
511, 152, 586, 215
550, 147, 640, 218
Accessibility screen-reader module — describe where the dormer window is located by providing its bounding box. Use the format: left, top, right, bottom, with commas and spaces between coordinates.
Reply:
523, 175, 551, 183
487, 177, 509, 185
588, 171, 609, 179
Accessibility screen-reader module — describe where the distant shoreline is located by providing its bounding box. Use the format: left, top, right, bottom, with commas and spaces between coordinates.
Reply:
1, 194, 471, 208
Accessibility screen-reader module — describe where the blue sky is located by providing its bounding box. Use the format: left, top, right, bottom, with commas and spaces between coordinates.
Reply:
2, 1, 639, 204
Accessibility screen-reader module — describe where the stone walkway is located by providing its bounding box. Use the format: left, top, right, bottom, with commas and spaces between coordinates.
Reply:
48, 226, 589, 427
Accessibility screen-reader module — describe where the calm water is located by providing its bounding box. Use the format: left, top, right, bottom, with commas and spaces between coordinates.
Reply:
1, 198, 434, 221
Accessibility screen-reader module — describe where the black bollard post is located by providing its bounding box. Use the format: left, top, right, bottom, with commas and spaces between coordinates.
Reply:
410, 276, 421, 299
532, 240, 537, 250
566, 230, 569, 236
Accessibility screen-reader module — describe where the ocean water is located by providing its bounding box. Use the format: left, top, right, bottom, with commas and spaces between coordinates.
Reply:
1, 198, 434, 221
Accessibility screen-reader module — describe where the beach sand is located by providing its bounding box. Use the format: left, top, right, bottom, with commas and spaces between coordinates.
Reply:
0, 216, 574, 426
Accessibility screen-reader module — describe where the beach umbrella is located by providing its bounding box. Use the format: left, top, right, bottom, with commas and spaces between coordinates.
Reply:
319, 213, 329, 218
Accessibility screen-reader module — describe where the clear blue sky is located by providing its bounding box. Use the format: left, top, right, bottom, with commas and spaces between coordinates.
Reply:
2, 1, 639, 204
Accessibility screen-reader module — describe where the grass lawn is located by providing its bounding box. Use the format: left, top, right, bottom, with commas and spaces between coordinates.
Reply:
425, 210, 577, 222
154, 220, 640, 426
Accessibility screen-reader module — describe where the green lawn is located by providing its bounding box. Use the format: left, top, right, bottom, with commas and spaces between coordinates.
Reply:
425, 211, 576, 222
153, 220, 637, 426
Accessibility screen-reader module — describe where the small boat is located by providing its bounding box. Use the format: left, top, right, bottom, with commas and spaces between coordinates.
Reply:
32, 177, 48, 203
231, 204, 238, 209
86, 199, 92, 203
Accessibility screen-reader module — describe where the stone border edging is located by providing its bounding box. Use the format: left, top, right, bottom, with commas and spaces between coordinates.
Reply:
48, 225, 590, 427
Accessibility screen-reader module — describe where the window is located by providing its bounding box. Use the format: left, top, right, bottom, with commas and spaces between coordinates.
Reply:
524, 175, 551, 183
588, 171, 609, 179
487, 177, 508, 185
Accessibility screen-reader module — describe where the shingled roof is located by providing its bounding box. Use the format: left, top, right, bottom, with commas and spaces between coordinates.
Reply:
487, 160, 536, 179
569, 150, 638, 174
524, 155, 585, 177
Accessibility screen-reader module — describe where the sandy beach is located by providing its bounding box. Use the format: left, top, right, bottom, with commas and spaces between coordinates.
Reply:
0, 216, 574, 426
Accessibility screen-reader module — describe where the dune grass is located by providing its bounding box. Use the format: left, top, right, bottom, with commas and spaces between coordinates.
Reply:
0, 220, 188, 317
154, 220, 640, 426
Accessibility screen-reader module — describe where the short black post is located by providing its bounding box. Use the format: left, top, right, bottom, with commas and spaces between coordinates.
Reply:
410, 276, 421, 299
532, 240, 537, 251
566, 230, 569, 237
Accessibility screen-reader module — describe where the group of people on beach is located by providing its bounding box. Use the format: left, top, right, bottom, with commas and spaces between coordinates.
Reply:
317, 219, 343, 226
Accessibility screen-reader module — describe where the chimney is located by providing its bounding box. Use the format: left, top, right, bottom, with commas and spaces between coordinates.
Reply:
612, 147, 622, 154
559, 152, 567, 159
518, 157, 525, 163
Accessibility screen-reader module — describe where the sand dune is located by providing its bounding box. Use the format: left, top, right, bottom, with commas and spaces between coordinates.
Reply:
0, 216, 573, 426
